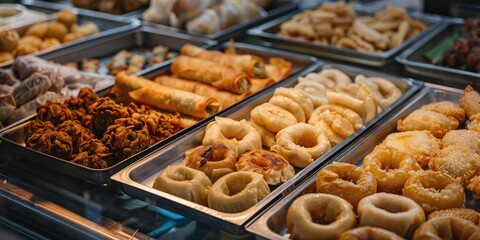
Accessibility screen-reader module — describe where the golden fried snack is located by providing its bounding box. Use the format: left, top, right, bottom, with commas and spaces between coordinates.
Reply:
24, 119, 55, 140
429, 146, 480, 185
318, 68, 352, 91
459, 85, 480, 120
56, 10, 77, 29
354, 75, 402, 109
247, 121, 276, 148
133, 110, 183, 143
272, 123, 331, 168
71, 139, 109, 169
127, 54, 146, 74
236, 149, 295, 185
413, 216, 480, 240
363, 146, 422, 193
273, 87, 314, 120
56, 120, 94, 151
421, 101, 466, 124
403, 170, 465, 214
39, 38, 61, 50
153, 165, 212, 206
381, 131, 441, 167
294, 79, 328, 107
46, 22, 68, 41
207, 171, 270, 213
428, 208, 480, 225
466, 175, 480, 198
18, 35, 42, 48
309, 109, 355, 146
339, 227, 404, 240
81, 58, 99, 73
183, 144, 237, 179
250, 103, 297, 133
0, 30, 19, 52
107, 50, 130, 76
397, 109, 459, 138
203, 117, 262, 155
14, 44, 38, 57
87, 97, 129, 136
37, 101, 75, 126
25, 22, 49, 38
316, 162, 377, 208
269, 95, 306, 123
357, 193, 425, 237
286, 193, 356, 240
326, 91, 364, 115
442, 130, 480, 154
72, 22, 99, 37
0, 52, 13, 62
310, 104, 363, 130
62, 33, 81, 43
26, 130, 73, 160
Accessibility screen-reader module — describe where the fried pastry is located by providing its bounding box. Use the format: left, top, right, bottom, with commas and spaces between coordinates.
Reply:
429, 145, 480, 185
428, 208, 480, 225
26, 130, 73, 160
56, 120, 94, 151
87, 97, 129, 136
381, 131, 441, 167
71, 139, 109, 168
397, 109, 459, 138
37, 101, 75, 126
183, 144, 237, 180
466, 175, 480, 198
24, 119, 55, 140
459, 85, 480, 120
442, 129, 480, 154
421, 101, 466, 124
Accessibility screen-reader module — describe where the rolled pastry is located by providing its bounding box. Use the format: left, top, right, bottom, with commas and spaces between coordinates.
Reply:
171, 56, 251, 94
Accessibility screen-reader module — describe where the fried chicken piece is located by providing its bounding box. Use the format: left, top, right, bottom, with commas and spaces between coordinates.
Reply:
397, 109, 459, 138
459, 85, 480, 120
63, 87, 98, 122
26, 130, 73, 159
429, 145, 480, 185
56, 120, 94, 151
37, 101, 75, 126
71, 139, 109, 169
381, 130, 441, 167
442, 129, 480, 154
428, 208, 480, 225
467, 175, 480, 198
101, 117, 151, 161
87, 97, 129, 136
421, 101, 466, 124
134, 111, 183, 142
24, 119, 55, 140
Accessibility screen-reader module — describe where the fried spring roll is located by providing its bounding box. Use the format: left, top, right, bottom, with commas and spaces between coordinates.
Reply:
249, 78, 275, 94
153, 75, 247, 108
180, 43, 266, 78
171, 56, 251, 94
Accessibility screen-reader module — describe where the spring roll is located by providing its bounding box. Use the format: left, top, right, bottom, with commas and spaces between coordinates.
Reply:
153, 75, 247, 107
180, 44, 266, 78
171, 56, 251, 94
265, 57, 293, 82
249, 78, 275, 94
129, 84, 222, 119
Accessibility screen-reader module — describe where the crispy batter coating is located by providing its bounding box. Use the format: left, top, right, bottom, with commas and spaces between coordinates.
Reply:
421, 101, 466, 124
467, 175, 480, 197
429, 145, 480, 185
56, 120, 94, 151
37, 101, 75, 126
26, 130, 73, 159
101, 117, 151, 161
442, 129, 480, 154
126, 102, 151, 116
71, 139, 109, 169
135, 111, 183, 142
428, 208, 480, 225
87, 97, 129, 136
24, 119, 55, 140
63, 87, 98, 121
397, 109, 459, 138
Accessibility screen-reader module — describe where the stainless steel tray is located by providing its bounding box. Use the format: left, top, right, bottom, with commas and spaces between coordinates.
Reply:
0, 5, 140, 68
246, 87, 479, 240
111, 63, 422, 234
247, 9, 442, 67
141, 1, 297, 41
396, 19, 480, 88
39, 26, 217, 76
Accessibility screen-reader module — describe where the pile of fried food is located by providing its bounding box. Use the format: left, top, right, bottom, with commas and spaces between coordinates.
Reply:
64, 45, 177, 75
150, 68, 404, 213
143, 0, 271, 34
278, 2, 427, 52
71, 0, 149, 14
109, 41, 292, 120
0, 10, 99, 64
285, 86, 480, 240
23, 87, 183, 169
442, 17, 480, 73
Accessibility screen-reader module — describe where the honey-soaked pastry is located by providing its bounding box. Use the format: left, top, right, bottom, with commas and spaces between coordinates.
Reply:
428, 208, 480, 225
25, 22, 49, 38
236, 149, 295, 185
413, 216, 480, 240
381, 131, 441, 167
247, 121, 276, 148
403, 170, 465, 214
442, 130, 480, 154
207, 171, 270, 213
466, 175, 480, 198
39, 38, 61, 50
363, 146, 422, 193
339, 227, 404, 240
37, 101, 75, 126
71, 139, 109, 169
203, 117, 262, 155
153, 165, 212, 206
316, 162, 377, 208
56, 10, 77, 29
421, 101, 466, 124
357, 193, 425, 237
397, 109, 459, 138
26, 130, 73, 160
429, 145, 480, 185
0, 30, 19, 52
269, 95, 306, 123
459, 85, 480, 120
286, 193, 356, 240
183, 144, 237, 179
273, 87, 314, 120
46, 22, 68, 41
250, 102, 298, 133
272, 123, 331, 168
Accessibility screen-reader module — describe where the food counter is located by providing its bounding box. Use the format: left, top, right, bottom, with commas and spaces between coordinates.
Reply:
0, 1, 479, 239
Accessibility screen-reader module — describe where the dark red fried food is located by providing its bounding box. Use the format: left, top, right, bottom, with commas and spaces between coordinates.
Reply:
56, 120, 94, 151
136, 111, 183, 142
71, 139, 110, 169
101, 117, 151, 161
87, 97, 129, 136
26, 130, 73, 159
24, 119, 55, 140
37, 101, 75, 126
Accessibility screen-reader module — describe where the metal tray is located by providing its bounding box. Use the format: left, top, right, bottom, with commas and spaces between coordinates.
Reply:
247, 9, 442, 67
0, 5, 140, 68
246, 87, 479, 240
38, 26, 217, 76
111, 63, 422, 234
140, 1, 297, 41
396, 19, 480, 88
